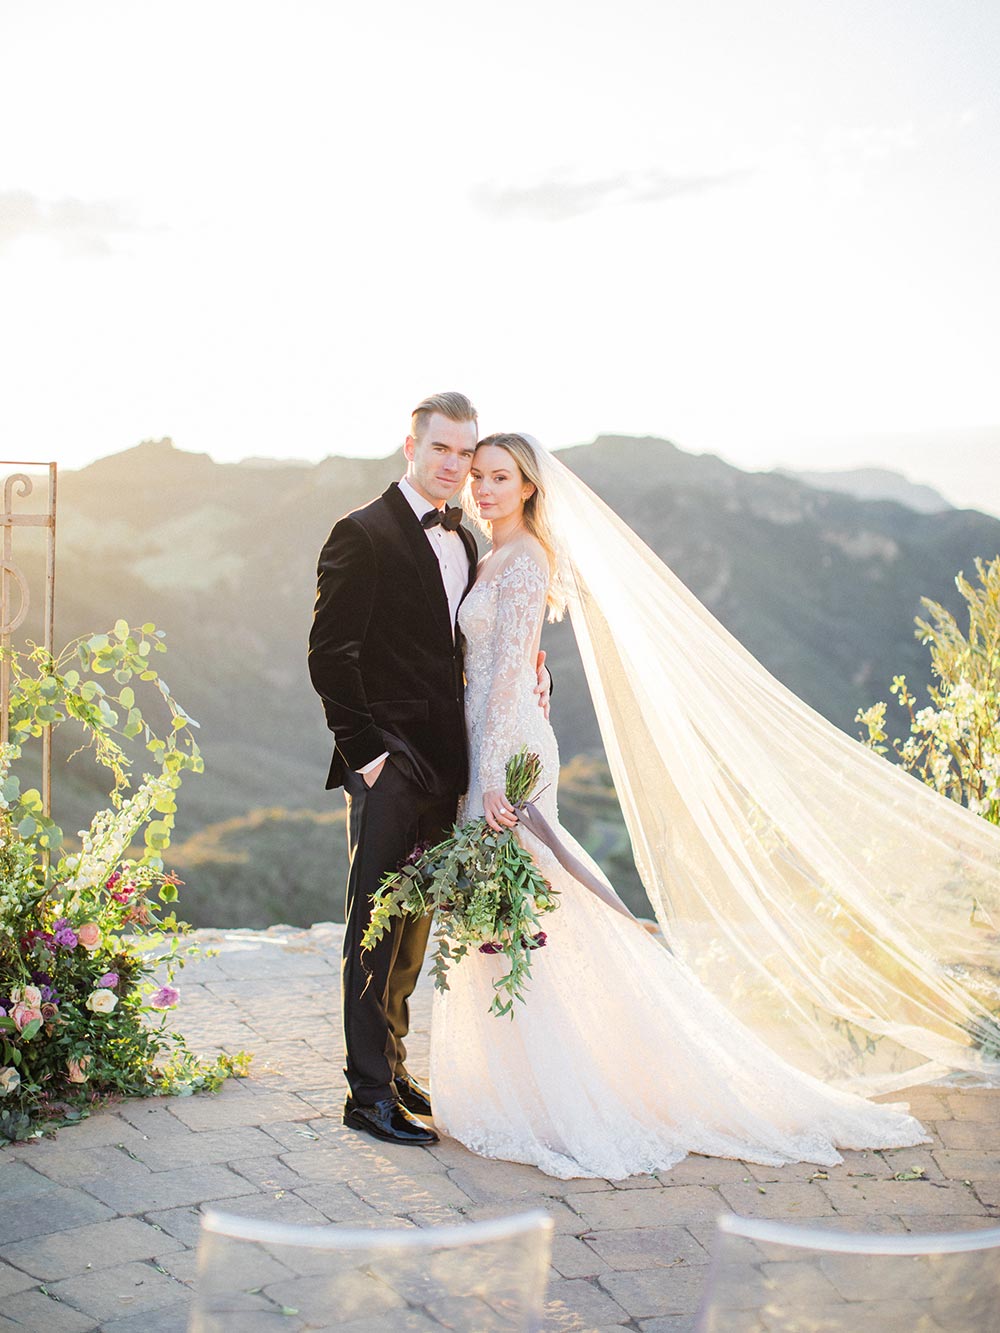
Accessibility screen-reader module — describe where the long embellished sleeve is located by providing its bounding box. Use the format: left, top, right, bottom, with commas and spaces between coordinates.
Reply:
477, 553, 549, 794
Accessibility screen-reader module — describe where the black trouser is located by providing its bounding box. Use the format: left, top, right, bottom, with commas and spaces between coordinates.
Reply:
342, 761, 458, 1105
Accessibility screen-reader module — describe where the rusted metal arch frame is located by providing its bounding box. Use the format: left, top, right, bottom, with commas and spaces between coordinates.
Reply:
1, 461, 58, 816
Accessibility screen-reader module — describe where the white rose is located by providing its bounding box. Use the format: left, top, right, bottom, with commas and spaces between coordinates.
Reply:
0, 1067, 20, 1095
85, 988, 118, 1015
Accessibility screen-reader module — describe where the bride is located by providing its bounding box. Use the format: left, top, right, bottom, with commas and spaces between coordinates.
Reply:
429, 432, 1000, 1180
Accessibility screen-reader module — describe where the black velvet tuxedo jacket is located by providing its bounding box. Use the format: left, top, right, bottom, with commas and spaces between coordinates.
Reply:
308, 483, 479, 795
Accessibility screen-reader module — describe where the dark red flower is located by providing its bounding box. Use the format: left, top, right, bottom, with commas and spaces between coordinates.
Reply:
111, 878, 138, 903
401, 841, 430, 868
478, 941, 503, 955
20, 929, 56, 954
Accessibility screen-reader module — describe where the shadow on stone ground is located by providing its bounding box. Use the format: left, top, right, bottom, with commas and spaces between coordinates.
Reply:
1, 924, 998, 1331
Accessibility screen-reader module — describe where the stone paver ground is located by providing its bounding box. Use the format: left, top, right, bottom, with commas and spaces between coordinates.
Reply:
1, 923, 998, 1331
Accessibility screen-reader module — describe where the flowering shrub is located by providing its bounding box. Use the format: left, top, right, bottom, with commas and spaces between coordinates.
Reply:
0, 623, 248, 1143
857, 556, 1000, 824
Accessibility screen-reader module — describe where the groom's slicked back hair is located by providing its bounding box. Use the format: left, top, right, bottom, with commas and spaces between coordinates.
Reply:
411, 391, 478, 441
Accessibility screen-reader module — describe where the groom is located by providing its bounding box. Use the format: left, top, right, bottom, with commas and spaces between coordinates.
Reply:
309, 391, 550, 1146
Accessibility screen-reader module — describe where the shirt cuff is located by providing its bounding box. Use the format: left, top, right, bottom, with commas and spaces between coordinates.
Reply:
357, 751, 389, 775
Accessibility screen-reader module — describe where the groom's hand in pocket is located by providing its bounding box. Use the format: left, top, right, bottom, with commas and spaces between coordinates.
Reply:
361, 757, 388, 788
534, 650, 551, 720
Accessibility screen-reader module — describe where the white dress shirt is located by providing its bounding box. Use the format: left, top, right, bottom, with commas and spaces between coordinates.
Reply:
397, 475, 468, 629
357, 476, 468, 775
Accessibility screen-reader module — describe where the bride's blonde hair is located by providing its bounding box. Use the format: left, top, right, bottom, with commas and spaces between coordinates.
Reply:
465, 432, 565, 620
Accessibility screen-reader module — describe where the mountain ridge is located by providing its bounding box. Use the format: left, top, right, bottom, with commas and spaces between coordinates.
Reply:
9, 434, 999, 926
778, 466, 953, 514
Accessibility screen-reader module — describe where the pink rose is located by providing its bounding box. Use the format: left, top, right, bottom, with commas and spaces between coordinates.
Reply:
96, 972, 119, 989
12, 1002, 42, 1032
149, 985, 179, 1009
40, 1002, 59, 1021
66, 1055, 92, 1084
77, 923, 101, 952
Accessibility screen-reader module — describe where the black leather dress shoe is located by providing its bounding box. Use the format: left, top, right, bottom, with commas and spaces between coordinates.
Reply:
343, 1096, 438, 1145
394, 1073, 432, 1117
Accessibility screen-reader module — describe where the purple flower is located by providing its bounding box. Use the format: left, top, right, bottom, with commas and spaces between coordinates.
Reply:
96, 972, 119, 989
149, 985, 179, 1009
30, 974, 59, 1004
54, 925, 78, 950
400, 841, 430, 868
0, 1006, 6, 1019
478, 941, 503, 955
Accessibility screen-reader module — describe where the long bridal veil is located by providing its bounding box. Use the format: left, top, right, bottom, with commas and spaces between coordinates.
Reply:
531, 438, 1000, 1094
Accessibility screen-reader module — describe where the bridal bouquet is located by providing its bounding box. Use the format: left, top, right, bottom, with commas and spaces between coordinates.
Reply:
362, 748, 558, 1017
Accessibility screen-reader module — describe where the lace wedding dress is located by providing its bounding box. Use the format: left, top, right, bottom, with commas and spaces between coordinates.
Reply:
429, 541, 928, 1180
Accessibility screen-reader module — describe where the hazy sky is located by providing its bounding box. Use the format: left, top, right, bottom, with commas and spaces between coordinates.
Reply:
1, 1, 997, 507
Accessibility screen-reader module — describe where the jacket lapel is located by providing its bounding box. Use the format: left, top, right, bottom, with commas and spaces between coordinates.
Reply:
383, 483, 457, 645
459, 525, 479, 599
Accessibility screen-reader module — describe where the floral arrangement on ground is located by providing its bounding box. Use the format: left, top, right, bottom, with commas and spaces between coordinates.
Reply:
0, 622, 249, 1143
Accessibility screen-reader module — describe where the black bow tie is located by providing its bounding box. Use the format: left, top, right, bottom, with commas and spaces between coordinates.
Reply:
421, 505, 463, 532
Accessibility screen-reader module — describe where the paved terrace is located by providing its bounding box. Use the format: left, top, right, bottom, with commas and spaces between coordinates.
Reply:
1, 923, 998, 1332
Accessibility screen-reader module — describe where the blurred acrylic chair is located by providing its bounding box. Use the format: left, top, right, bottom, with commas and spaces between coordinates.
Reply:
188, 1206, 554, 1332
694, 1212, 1000, 1332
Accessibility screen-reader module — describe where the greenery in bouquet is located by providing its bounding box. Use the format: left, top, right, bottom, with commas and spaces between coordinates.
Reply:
362, 748, 558, 1017
0, 622, 248, 1143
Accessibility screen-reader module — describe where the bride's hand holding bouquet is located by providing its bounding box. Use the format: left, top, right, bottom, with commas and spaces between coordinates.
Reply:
362, 748, 558, 1018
